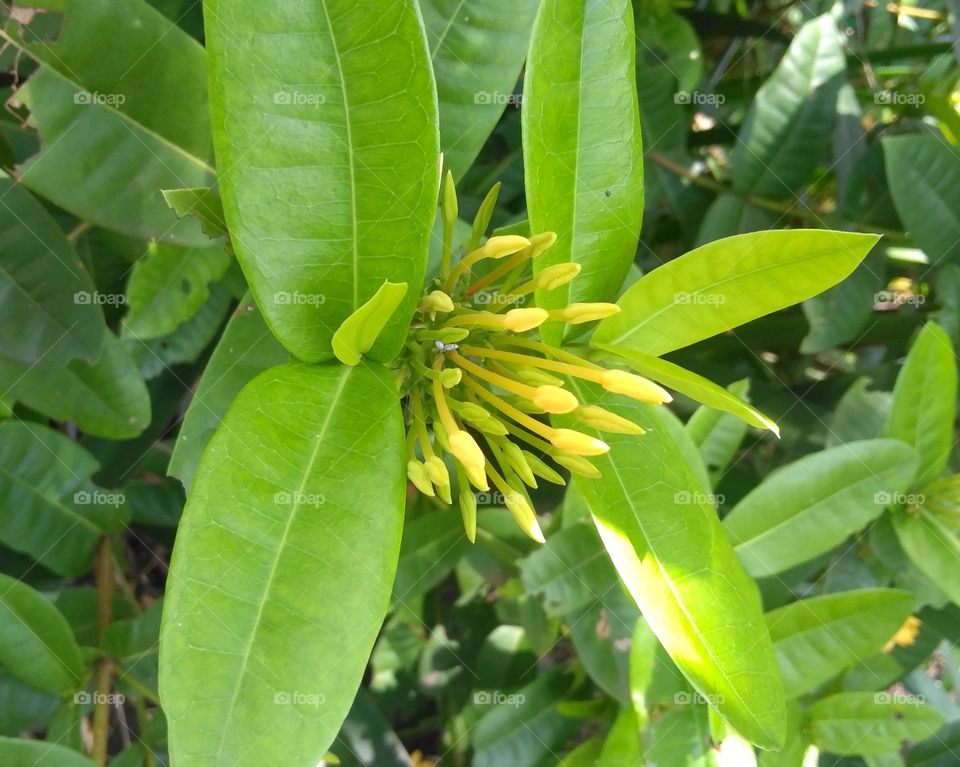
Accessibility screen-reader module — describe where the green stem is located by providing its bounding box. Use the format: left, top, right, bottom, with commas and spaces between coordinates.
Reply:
92, 536, 114, 765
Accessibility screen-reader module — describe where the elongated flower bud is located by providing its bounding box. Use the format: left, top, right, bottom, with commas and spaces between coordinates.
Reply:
508, 364, 565, 387
599, 369, 672, 404
435, 481, 453, 505
532, 385, 579, 414
442, 170, 458, 226
503, 307, 549, 332
474, 416, 509, 436
527, 231, 557, 259
504, 492, 545, 543
420, 290, 455, 314
550, 428, 610, 456
576, 405, 646, 435
407, 460, 435, 496
482, 235, 531, 259
449, 431, 488, 491
500, 441, 537, 487
554, 302, 622, 324
522, 451, 566, 485
554, 454, 602, 478
533, 262, 581, 291
459, 485, 477, 543
424, 455, 449, 486
450, 401, 491, 422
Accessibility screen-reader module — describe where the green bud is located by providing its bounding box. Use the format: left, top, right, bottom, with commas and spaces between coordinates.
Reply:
442, 169, 458, 226
406, 460, 435, 496
522, 451, 565, 485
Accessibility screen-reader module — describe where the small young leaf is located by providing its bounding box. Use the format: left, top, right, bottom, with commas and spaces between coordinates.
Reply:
162, 188, 229, 241
332, 281, 409, 366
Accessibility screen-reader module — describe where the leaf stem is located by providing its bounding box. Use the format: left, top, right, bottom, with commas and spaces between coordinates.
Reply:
92, 535, 115, 765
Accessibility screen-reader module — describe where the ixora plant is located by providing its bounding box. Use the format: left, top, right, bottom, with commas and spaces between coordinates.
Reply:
154, 2, 881, 765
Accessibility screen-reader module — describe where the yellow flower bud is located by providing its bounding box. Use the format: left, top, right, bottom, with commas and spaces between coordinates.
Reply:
481, 235, 531, 259
550, 428, 610, 456
420, 290, 455, 314
435, 482, 452, 505
464, 464, 489, 492
503, 307, 549, 332
406, 460, 435, 497
576, 405, 646, 435
599, 369, 672, 404
442, 169, 458, 226
534, 262, 581, 291
439, 368, 462, 388
504, 492, 545, 543
424, 456, 449, 486
527, 231, 558, 259
474, 416, 509, 436
459, 486, 477, 543
553, 454, 602, 478
555, 302, 622, 324
532, 385, 579, 414
508, 364, 564, 387
449, 431, 487, 491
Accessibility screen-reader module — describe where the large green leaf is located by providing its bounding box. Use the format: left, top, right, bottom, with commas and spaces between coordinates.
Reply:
730, 14, 846, 199
885, 322, 958, 487
420, 0, 539, 180
4, 0, 214, 245
766, 589, 915, 698
0, 174, 104, 367
204, 0, 440, 362
595, 230, 879, 356
122, 242, 232, 340
884, 135, 960, 265
6, 331, 150, 439
160, 362, 406, 766
0, 573, 86, 695
686, 380, 752, 485
806, 692, 943, 755
523, 0, 644, 342
723, 439, 920, 577
168, 294, 288, 491
0, 421, 123, 576
893, 510, 960, 606
0, 737, 99, 767
562, 383, 786, 749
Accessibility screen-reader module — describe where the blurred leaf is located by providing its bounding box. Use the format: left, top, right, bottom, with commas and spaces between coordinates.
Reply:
597, 706, 641, 765
892, 508, 960, 606
524, 0, 644, 342
333, 691, 413, 767
596, 230, 880, 357
634, 12, 702, 94
906, 718, 960, 767
643, 703, 719, 767
0, 672, 58, 736
0, 737, 99, 766
392, 509, 468, 605
828, 378, 892, 447
205, 0, 439, 362
724, 439, 920, 577
0, 573, 86, 695
160, 363, 405, 767
686, 379, 751, 485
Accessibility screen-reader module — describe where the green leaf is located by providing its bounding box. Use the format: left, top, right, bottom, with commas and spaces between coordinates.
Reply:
634, 12, 702, 94
205, 0, 440, 362
0, 421, 123, 576
0, 173, 104, 367
643, 703, 720, 767
686, 379, 752, 485
168, 294, 289, 491
333, 691, 414, 767
332, 281, 409, 366
597, 706, 642, 765
594, 345, 778, 434
162, 188, 229, 241
420, 0, 539, 180
595, 229, 880, 356
0, 573, 86, 695
5, 0, 214, 245
885, 322, 958, 487
122, 243, 232, 340
766, 589, 915, 698
160, 362, 406, 766
561, 383, 786, 749
392, 510, 468, 604
730, 14, 846, 199
523, 0, 644, 342
893, 509, 960, 606
5, 331, 150, 439
884, 134, 960, 264
827, 377, 891, 447
806, 692, 943, 755
724, 439, 920, 577
0, 737, 99, 767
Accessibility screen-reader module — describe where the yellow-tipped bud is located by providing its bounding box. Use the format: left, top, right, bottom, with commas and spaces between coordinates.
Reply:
503, 307, 549, 332
459, 486, 477, 542
424, 455, 449, 486
554, 454, 602, 478
442, 169, 458, 226
481, 235, 531, 259
532, 385, 579, 414
435, 482, 453, 505
508, 364, 565, 387
500, 441, 537, 487
600, 369, 672, 404
439, 368, 462, 388
527, 231, 558, 259
550, 428, 610, 456
553, 302, 622, 324
406, 460, 435, 497
504, 492, 545, 543
534, 262, 581, 291
449, 430, 486, 474
522, 451, 566, 485
576, 405, 646, 435
464, 463, 489, 491
420, 290, 455, 314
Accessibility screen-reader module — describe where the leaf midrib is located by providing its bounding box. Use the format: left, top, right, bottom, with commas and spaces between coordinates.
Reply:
214, 365, 352, 760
